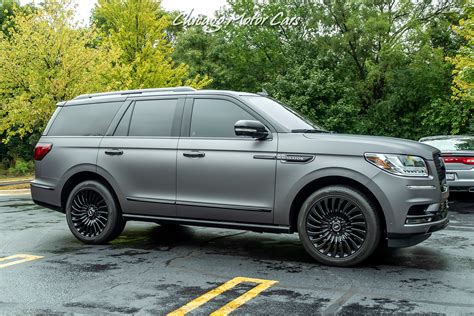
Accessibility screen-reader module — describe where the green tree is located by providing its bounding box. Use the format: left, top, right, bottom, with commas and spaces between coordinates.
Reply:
172, 0, 291, 92
93, 0, 211, 89
0, 0, 18, 29
0, 0, 121, 142
448, 6, 473, 103
174, 0, 469, 139
0, 0, 35, 36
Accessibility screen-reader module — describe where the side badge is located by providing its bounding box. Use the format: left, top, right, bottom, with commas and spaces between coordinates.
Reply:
278, 154, 315, 163
253, 154, 315, 163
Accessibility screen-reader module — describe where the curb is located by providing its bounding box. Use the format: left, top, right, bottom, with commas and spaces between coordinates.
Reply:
0, 189, 31, 196
0, 179, 33, 187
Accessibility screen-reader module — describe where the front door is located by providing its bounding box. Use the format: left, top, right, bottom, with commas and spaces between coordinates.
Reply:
177, 97, 277, 224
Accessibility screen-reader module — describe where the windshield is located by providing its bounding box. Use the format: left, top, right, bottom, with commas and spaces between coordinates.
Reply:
422, 137, 474, 152
242, 96, 322, 131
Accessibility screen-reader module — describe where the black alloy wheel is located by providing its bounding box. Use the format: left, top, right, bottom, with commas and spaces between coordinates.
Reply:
66, 180, 125, 244
298, 185, 380, 267
70, 188, 109, 238
306, 196, 367, 258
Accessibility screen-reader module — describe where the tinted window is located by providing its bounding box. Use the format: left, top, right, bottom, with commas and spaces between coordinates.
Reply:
48, 102, 122, 136
242, 96, 319, 131
114, 104, 133, 136
190, 99, 255, 138
128, 99, 178, 137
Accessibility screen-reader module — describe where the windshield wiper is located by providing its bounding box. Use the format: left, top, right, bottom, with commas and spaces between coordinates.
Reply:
291, 129, 331, 134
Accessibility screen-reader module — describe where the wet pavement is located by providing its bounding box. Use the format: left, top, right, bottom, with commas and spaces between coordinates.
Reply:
0, 193, 473, 315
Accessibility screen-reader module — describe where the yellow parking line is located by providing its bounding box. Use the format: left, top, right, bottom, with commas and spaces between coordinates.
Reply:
0, 254, 43, 268
168, 276, 278, 316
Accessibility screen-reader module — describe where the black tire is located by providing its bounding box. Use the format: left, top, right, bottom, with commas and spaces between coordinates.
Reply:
66, 180, 125, 244
297, 185, 381, 267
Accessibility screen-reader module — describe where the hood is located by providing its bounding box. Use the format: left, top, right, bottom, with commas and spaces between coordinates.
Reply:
302, 133, 439, 160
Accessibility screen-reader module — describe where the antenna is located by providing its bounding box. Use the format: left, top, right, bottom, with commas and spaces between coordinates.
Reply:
257, 88, 269, 97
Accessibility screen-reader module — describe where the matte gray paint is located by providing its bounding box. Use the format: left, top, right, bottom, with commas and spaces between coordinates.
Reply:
176, 137, 277, 224
98, 137, 178, 217
32, 89, 449, 243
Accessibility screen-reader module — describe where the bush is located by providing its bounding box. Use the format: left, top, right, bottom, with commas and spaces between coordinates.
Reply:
7, 159, 33, 176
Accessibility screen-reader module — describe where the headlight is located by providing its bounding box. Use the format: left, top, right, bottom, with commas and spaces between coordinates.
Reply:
365, 153, 429, 177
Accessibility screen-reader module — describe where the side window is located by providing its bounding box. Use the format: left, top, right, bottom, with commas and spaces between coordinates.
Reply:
128, 99, 178, 137
114, 103, 133, 136
190, 99, 255, 138
48, 101, 123, 136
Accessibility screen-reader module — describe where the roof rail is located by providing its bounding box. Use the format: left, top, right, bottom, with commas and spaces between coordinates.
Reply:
73, 86, 196, 100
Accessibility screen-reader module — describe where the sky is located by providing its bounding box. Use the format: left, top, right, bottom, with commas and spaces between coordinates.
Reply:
19, 0, 227, 24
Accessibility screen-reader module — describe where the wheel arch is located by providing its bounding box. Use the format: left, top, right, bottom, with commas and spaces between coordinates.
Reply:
288, 175, 387, 235
60, 171, 121, 211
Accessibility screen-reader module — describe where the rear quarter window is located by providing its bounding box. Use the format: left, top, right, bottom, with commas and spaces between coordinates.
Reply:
48, 102, 123, 136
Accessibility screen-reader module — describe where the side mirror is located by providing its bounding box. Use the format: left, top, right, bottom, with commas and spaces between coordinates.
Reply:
234, 120, 269, 140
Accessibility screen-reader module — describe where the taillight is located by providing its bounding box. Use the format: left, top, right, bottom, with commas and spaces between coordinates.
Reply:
34, 143, 53, 160
442, 156, 474, 165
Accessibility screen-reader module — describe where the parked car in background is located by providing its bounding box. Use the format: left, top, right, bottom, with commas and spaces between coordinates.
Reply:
420, 136, 474, 193
32, 87, 449, 267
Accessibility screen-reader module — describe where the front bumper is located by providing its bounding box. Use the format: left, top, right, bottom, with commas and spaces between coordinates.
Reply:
368, 159, 449, 246
387, 216, 449, 247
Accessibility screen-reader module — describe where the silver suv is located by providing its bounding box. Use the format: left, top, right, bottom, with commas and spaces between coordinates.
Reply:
31, 87, 449, 266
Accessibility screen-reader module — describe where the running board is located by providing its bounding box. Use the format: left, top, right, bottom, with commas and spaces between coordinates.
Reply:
123, 214, 292, 234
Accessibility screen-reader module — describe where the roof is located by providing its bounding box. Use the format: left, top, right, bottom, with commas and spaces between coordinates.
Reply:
73, 87, 259, 101
73, 87, 197, 100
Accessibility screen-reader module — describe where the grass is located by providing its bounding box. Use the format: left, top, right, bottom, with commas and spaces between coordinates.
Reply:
0, 183, 30, 190
0, 173, 33, 190
0, 174, 34, 182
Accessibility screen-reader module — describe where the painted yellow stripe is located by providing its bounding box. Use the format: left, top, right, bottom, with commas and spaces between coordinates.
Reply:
210, 279, 278, 316
0, 254, 43, 268
168, 276, 278, 316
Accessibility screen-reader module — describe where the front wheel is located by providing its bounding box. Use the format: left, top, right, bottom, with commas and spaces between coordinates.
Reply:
297, 185, 381, 267
66, 180, 125, 244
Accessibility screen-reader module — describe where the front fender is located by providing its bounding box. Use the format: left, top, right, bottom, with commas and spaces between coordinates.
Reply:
273, 155, 393, 229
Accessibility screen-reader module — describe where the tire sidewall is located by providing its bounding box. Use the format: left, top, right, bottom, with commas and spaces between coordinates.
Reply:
66, 181, 120, 244
297, 186, 380, 267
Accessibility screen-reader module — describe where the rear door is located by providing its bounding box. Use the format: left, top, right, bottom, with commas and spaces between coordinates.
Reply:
97, 96, 185, 217
176, 96, 277, 224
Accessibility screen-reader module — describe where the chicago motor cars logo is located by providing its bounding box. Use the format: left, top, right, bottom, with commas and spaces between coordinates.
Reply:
173, 9, 302, 33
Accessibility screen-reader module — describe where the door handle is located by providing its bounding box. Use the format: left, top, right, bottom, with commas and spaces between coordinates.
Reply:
105, 149, 123, 156
183, 151, 205, 158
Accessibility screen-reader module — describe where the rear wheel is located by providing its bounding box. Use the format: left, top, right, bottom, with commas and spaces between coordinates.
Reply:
66, 180, 125, 244
297, 185, 380, 267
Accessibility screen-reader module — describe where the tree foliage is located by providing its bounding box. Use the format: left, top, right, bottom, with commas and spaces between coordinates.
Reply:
173, 0, 472, 139
0, 0, 472, 169
0, 0, 119, 142
0, 0, 211, 167
93, 0, 211, 89
448, 5, 473, 104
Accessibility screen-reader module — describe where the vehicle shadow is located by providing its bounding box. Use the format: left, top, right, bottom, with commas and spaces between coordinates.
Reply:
111, 223, 454, 271
449, 193, 474, 213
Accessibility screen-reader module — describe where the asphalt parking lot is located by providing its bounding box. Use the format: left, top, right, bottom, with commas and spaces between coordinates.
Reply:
1, 193, 473, 315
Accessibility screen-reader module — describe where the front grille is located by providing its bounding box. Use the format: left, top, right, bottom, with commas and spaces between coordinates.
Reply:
433, 153, 446, 186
